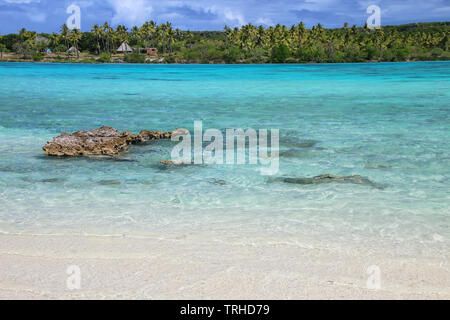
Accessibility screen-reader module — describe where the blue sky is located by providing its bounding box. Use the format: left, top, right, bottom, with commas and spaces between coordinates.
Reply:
1, 0, 449, 34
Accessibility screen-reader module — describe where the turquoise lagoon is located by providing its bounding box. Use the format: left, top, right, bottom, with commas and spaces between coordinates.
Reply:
0, 62, 449, 256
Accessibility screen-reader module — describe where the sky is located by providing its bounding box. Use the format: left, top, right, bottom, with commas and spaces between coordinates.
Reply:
0, 0, 449, 34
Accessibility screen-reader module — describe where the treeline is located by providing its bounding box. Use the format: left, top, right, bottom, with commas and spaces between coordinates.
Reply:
0, 21, 449, 63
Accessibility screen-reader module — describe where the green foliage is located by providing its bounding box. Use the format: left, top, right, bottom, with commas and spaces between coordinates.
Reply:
363, 45, 380, 60
164, 55, 176, 63
224, 46, 242, 63
3, 21, 450, 63
32, 52, 43, 62
78, 58, 97, 63
285, 57, 298, 63
54, 44, 67, 53
96, 52, 111, 63
431, 47, 444, 57
296, 45, 326, 62
12, 41, 34, 59
271, 44, 290, 63
124, 51, 146, 63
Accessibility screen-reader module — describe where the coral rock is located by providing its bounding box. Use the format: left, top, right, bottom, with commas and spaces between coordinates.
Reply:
43, 126, 172, 156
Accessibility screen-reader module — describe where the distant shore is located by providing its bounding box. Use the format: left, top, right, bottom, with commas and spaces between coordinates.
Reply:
1, 53, 449, 65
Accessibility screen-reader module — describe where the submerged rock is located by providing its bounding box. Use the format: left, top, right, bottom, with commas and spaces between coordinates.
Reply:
43, 126, 176, 156
208, 178, 227, 186
160, 160, 191, 166
272, 174, 385, 189
97, 179, 122, 186
280, 138, 319, 149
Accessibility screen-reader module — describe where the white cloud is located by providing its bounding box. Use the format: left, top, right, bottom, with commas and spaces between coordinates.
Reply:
256, 17, 274, 26
105, 0, 246, 27
107, 0, 153, 26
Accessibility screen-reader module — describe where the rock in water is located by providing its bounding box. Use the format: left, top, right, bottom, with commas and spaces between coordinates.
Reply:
137, 130, 172, 142
160, 160, 191, 165
273, 174, 385, 189
43, 126, 174, 156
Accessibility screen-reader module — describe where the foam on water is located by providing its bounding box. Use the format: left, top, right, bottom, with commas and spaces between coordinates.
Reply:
0, 62, 449, 256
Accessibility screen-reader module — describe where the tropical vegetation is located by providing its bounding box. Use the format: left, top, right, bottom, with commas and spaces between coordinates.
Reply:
0, 21, 449, 63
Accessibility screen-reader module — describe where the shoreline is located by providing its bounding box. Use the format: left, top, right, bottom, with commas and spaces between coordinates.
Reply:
0, 232, 448, 299
1, 59, 449, 65
0, 61, 448, 300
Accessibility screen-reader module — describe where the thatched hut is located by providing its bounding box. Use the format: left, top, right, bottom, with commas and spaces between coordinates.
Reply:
117, 42, 133, 53
67, 46, 80, 55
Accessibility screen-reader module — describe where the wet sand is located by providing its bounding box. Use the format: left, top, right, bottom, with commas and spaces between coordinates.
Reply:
0, 233, 448, 300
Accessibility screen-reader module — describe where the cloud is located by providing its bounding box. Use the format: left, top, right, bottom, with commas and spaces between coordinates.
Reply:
107, 0, 153, 26
0, 0, 449, 34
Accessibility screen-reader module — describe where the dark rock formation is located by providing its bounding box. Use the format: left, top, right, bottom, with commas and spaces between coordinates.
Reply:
43, 126, 176, 156
272, 174, 385, 189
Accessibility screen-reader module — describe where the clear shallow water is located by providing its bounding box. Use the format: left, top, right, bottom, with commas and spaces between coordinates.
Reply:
0, 62, 449, 255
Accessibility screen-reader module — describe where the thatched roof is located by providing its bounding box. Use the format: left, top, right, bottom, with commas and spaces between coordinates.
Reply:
117, 42, 133, 52
67, 46, 80, 54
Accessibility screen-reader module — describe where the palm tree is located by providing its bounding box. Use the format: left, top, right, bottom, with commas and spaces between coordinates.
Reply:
166, 22, 175, 53
60, 24, 70, 50
0, 35, 5, 60
102, 22, 113, 53
130, 26, 141, 52
149, 21, 156, 47
115, 25, 129, 50
91, 24, 102, 54
49, 32, 60, 51
69, 29, 82, 59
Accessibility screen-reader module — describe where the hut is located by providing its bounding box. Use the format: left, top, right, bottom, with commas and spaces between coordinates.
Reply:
67, 46, 80, 55
144, 48, 158, 56
117, 42, 133, 53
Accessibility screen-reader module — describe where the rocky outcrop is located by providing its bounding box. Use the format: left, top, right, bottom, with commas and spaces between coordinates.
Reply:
43, 126, 176, 156
138, 130, 172, 142
272, 174, 385, 189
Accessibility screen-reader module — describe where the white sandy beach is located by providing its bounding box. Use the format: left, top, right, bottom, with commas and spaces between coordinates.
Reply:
0, 233, 448, 300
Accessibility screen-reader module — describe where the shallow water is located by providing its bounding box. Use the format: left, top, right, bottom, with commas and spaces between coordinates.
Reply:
0, 62, 449, 256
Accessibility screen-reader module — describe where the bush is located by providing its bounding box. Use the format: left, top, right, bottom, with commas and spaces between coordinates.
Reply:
32, 52, 43, 62
224, 46, 242, 63
390, 47, 411, 61
271, 44, 290, 63
182, 47, 202, 61
54, 45, 67, 53
295, 45, 326, 62
285, 57, 298, 63
431, 47, 444, 57
164, 55, 176, 63
12, 41, 33, 59
363, 45, 380, 60
381, 49, 395, 61
342, 44, 363, 62
97, 52, 111, 63
79, 58, 96, 63
205, 46, 224, 61
124, 51, 146, 63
